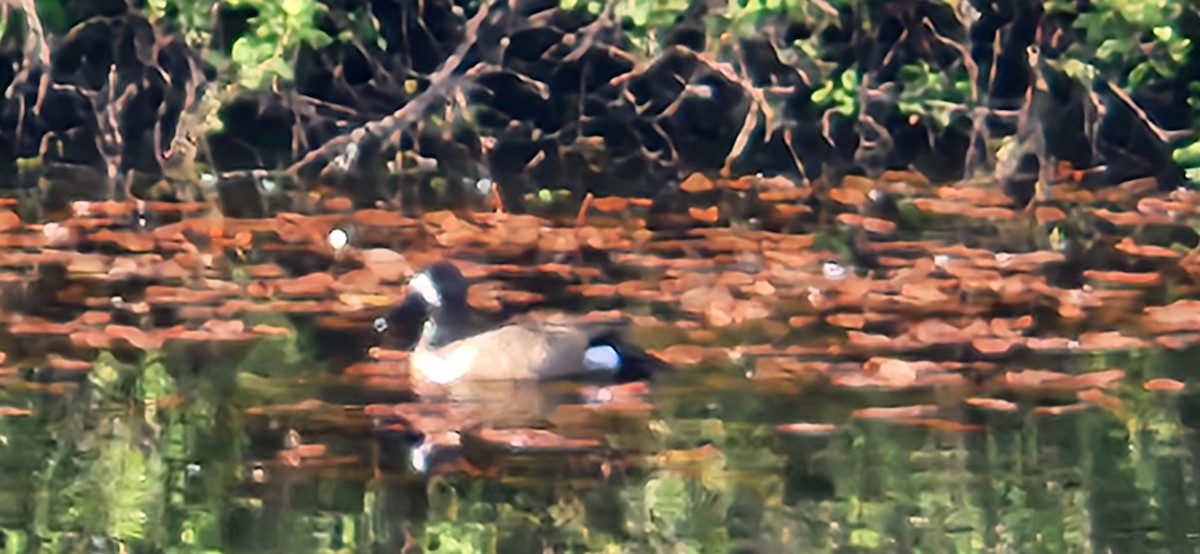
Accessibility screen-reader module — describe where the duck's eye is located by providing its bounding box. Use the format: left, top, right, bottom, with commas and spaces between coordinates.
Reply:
373, 317, 389, 333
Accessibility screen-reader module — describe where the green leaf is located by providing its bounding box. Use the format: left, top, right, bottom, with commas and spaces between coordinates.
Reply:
630, 2, 650, 27
1128, 62, 1153, 88
811, 80, 834, 104
1072, 13, 1095, 31
147, 0, 167, 19
1169, 38, 1192, 63
1060, 59, 1097, 81
1172, 140, 1200, 168
1147, 55, 1176, 79
953, 78, 971, 96
282, 0, 308, 16
1095, 39, 1124, 61
849, 528, 882, 549
230, 37, 259, 66
265, 57, 294, 82
840, 69, 857, 91
898, 64, 927, 84
238, 68, 265, 89
301, 28, 334, 48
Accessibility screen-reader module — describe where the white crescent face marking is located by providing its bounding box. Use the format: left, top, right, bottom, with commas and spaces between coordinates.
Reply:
408, 272, 442, 307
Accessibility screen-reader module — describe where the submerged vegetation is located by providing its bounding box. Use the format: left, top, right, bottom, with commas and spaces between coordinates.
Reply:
0, 0, 1197, 552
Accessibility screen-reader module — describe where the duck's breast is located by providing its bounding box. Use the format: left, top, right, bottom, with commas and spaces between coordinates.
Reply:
410, 340, 479, 385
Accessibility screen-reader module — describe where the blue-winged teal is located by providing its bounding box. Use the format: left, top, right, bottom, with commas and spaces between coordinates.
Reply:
375, 261, 667, 386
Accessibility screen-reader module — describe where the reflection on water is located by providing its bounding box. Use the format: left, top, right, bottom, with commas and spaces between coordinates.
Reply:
0, 350, 1195, 553
0, 176, 1199, 552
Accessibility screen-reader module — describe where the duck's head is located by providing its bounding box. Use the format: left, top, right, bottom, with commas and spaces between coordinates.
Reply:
374, 261, 473, 346
405, 261, 469, 311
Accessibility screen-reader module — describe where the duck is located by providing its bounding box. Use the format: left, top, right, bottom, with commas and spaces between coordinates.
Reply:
374, 260, 668, 387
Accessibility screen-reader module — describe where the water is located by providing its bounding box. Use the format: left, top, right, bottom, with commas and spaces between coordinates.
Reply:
0, 177, 1198, 553
3, 364, 1196, 553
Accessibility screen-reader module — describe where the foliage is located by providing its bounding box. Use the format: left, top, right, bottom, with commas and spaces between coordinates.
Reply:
145, 0, 212, 49
1042, 0, 1200, 175
1048, 0, 1190, 89
5, 0, 1198, 196
225, 0, 333, 89
141, 0, 334, 90
897, 63, 972, 128
811, 69, 860, 117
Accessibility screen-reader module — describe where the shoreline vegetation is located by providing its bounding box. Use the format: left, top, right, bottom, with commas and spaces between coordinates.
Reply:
0, 0, 1195, 214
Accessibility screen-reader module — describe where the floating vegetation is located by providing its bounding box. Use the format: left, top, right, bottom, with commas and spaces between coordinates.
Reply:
0, 167, 1186, 549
